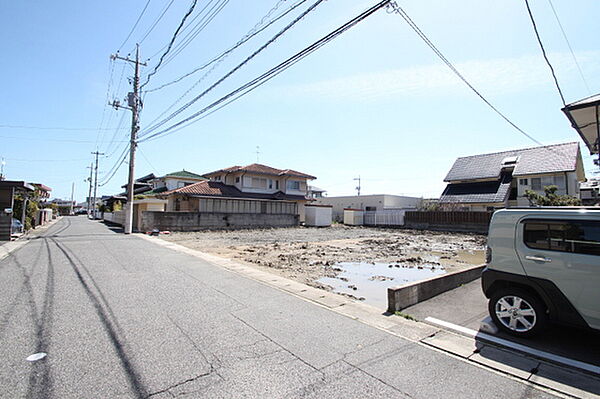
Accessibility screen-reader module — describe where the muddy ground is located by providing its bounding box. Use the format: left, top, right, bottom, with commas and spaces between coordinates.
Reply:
161, 225, 486, 294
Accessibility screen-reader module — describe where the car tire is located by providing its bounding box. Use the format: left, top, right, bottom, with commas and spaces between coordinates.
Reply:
488, 288, 548, 338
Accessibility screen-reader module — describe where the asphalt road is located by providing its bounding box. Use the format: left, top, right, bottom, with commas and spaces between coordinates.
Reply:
0, 217, 557, 398
403, 278, 600, 367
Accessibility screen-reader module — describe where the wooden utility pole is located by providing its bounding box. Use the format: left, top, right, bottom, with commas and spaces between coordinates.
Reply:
91, 151, 105, 219
110, 44, 146, 234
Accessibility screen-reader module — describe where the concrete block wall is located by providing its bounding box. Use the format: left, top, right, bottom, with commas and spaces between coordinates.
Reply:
103, 211, 126, 226
141, 211, 299, 231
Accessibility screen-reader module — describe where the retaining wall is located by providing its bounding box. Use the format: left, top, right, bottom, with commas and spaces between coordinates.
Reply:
141, 211, 299, 231
387, 264, 485, 312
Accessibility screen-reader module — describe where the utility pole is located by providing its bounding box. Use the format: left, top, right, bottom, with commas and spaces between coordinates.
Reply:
87, 163, 93, 217
354, 176, 361, 196
91, 151, 105, 219
0, 157, 5, 180
70, 182, 75, 215
255, 146, 260, 163
111, 44, 146, 234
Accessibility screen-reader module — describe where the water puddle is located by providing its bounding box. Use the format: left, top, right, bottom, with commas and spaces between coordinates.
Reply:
317, 261, 446, 309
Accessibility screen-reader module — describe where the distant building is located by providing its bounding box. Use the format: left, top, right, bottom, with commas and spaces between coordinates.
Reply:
580, 178, 600, 206
308, 185, 327, 199
316, 194, 422, 222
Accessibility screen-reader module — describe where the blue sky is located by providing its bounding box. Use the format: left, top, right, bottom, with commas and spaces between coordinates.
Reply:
1, 0, 599, 201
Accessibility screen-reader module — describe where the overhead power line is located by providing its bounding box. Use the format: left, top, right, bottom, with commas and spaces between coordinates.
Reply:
141, 0, 327, 137
524, 0, 566, 106
546, 0, 591, 94
139, 0, 392, 143
138, 0, 176, 45
99, 144, 130, 186
158, 0, 230, 69
146, 0, 225, 62
145, 0, 307, 93
0, 124, 128, 131
0, 134, 128, 144
118, 0, 152, 52
388, 2, 544, 146
141, 0, 199, 88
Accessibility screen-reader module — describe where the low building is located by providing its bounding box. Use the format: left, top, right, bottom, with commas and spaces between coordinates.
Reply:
440, 142, 585, 211
315, 194, 422, 222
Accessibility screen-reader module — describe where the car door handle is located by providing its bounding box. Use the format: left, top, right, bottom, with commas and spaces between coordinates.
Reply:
525, 255, 552, 263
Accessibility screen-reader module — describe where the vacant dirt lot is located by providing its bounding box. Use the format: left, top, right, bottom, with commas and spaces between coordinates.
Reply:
161, 225, 486, 292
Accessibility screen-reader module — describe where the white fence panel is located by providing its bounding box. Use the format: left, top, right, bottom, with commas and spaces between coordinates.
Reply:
363, 209, 406, 226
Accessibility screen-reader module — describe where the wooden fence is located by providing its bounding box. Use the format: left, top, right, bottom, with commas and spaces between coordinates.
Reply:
404, 211, 493, 233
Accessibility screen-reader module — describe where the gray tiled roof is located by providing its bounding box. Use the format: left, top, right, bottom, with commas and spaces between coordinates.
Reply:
444, 142, 580, 182
440, 173, 512, 204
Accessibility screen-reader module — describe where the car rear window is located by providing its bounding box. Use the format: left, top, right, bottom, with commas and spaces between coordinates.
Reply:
523, 220, 600, 256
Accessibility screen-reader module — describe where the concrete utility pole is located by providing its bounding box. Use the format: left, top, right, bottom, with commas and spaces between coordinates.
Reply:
111, 44, 146, 234
354, 176, 361, 196
87, 163, 93, 217
91, 151, 105, 219
70, 182, 75, 215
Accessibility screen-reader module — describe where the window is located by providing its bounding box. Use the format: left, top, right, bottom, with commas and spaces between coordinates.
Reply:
251, 177, 267, 189
502, 156, 519, 166
553, 175, 565, 190
531, 178, 542, 190
235, 177, 240, 183
524, 220, 600, 256
287, 180, 300, 190
276, 180, 279, 190
268, 179, 273, 189
519, 179, 528, 186
365, 206, 376, 211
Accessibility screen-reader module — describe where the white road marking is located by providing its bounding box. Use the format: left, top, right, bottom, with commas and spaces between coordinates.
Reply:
425, 316, 600, 376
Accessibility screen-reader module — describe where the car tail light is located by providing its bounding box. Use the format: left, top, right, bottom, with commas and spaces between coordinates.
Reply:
486, 247, 492, 263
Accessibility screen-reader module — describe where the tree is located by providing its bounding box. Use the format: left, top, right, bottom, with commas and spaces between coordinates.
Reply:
524, 185, 581, 206
13, 195, 40, 230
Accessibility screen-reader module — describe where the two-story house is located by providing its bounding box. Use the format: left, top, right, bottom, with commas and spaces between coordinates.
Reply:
146, 170, 208, 193
158, 163, 316, 221
440, 142, 585, 211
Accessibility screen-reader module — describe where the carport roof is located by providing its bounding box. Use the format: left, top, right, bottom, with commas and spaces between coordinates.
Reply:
0, 180, 35, 191
562, 93, 600, 154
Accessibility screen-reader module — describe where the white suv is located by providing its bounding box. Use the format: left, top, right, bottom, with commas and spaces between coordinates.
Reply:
482, 208, 600, 337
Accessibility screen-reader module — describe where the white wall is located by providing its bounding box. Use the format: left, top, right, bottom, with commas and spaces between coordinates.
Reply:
316, 194, 421, 221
